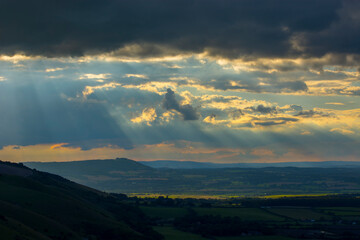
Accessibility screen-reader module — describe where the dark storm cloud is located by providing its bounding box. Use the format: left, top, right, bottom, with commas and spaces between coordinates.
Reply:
0, 0, 352, 59
299, 1, 360, 57
162, 88, 199, 120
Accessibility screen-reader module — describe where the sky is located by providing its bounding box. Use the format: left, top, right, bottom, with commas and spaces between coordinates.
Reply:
0, 0, 360, 163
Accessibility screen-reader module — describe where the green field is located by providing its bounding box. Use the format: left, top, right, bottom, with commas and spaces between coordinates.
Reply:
154, 226, 207, 240
141, 206, 285, 222
140, 207, 189, 219
320, 207, 360, 216
267, 207, 330, 220
142, 204, 360, 239
154, 226, 296, 240
193, 208, 284, 221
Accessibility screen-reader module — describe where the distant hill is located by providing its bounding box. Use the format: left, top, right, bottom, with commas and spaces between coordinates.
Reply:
139, 160, 360, 169
0, 160, 161, 240
24, 158, 155, 192
23, 158, 360, 196
26, 157, 152, 175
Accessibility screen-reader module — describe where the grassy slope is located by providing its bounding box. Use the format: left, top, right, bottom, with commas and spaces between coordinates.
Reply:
0, 162, 160, 240
0, 217, 51, 240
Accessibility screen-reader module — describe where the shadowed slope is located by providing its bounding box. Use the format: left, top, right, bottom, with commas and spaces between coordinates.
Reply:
0, 160, 162, 240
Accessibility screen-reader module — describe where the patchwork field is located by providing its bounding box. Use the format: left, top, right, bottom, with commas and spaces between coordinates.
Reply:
137, 195, 360, 240
194, 208, 284, 221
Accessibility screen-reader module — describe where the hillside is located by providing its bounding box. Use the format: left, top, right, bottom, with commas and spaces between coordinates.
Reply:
0, 161, 161, 240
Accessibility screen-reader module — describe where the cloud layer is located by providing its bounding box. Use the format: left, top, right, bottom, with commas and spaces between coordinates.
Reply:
1, 0, 357, 60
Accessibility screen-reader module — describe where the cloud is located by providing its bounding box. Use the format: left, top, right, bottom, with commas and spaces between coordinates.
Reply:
162, 88, 200, 120
326, 102, 345, 106
203, 114, 217, 124
0, 0, 351, 60
294, 109, 329, 118
131, 107, 157, 126
297, 1, 360, 57
82, 82, 120, 97
195, 73, 309, 94
124, 74, 148, 79
247, 104, 277, 114
79, 73, 111, 80
45, 67, 64, 72
290, 105, 303, 112
330, 128, 355, 135
305, 80, 360, 96
228, 109, 244, 120
252, 117, 298, 126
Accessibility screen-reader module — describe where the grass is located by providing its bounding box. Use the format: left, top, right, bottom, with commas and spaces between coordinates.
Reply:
320, 207, 360, 216
216, 236, 296, 240
129, 193, 230, 199
130, 193, 339, 200
320, 207, 360, 211
0, 217, 51, 240
193, 208, 284, 221
154, 226, 207, 240
266, 207, 330, 220
0, 172, 149, 240
141, 207, 189, 219
0, 200, 78, 239
325, 210, 360, 216
259, 193, 332, 199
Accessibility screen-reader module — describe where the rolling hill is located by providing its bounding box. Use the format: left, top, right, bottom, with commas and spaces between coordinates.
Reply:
0, 160, 162, 240
139, 160, 360, 169
26, 158, 151, 175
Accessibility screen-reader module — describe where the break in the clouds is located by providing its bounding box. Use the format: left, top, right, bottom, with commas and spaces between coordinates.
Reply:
0, 0, 359, 163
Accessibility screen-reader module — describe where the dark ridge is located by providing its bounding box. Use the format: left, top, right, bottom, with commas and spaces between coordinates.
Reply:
0, 160, 33, 177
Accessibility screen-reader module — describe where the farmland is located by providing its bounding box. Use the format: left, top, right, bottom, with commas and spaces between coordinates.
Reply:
133, 194, 360, 239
